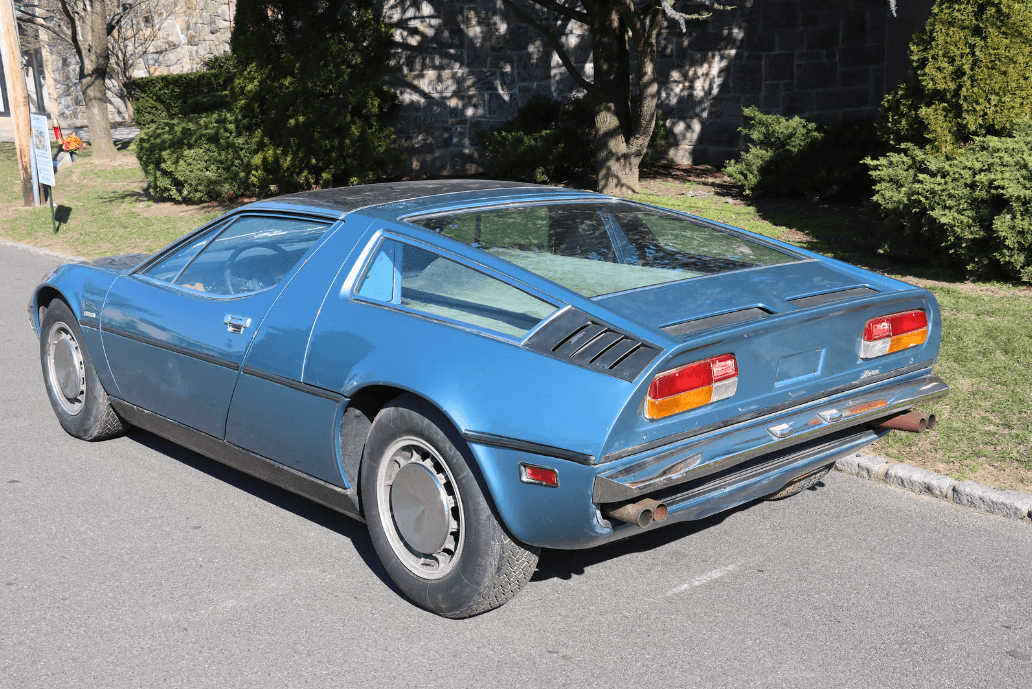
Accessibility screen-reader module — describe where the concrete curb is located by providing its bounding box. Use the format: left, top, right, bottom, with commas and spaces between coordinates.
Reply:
0, 237, 85, 264
835, 453, 1032, 522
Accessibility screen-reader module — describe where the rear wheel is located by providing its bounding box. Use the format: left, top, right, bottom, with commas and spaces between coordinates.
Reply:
361, 395, 538, 617
39, 299, 127, 441
766, 464, 833, 500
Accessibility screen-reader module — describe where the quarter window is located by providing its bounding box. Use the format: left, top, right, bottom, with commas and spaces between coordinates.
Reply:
357, 239, 557, 338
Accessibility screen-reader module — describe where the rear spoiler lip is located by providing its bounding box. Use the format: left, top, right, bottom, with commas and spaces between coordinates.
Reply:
593, 369, 948, 502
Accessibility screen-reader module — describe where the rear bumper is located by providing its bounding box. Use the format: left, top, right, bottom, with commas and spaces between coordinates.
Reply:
467, 369, 947, 550
593, 371, 948, 502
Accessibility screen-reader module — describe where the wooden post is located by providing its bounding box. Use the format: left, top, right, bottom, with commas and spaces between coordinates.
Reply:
0, 0, 35, 207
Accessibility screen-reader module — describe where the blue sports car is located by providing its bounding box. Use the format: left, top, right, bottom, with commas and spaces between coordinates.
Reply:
30, 181, 948, 617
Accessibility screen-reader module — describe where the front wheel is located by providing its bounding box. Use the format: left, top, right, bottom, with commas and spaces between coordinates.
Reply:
39, 299, 127, 441
361, 395, 539, 617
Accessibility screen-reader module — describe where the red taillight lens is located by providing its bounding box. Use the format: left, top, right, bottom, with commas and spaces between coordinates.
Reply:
645, 354, 738, 419
520, 463, 558, 487
861, 310, 928, 358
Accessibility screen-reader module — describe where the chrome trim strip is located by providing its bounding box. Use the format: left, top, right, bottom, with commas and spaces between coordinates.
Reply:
78, 317, 100, 330
240, 366, 346, 402
462, 431, 596, 465
109, 398, 362, 521
101, 325, 240, 371
593, 373, 948, 502
602, 361, 935, 463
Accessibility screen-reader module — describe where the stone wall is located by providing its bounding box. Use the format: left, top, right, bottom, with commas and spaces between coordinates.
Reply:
382, 0, 894, 175
42, 0, 235, 127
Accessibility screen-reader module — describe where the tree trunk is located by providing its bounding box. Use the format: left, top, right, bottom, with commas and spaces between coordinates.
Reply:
591, 2, 638, 196
595, 100, 642, 196
77, 0, 118, 160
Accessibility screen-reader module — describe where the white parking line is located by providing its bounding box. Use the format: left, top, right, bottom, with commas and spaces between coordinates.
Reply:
665, 562, 742, 596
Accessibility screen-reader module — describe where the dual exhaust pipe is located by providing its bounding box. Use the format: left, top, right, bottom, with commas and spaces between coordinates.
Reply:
869, 410, 937, 433
603, 498, 669, 528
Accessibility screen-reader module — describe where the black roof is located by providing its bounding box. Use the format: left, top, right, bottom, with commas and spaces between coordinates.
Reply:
269, 180, 544, 213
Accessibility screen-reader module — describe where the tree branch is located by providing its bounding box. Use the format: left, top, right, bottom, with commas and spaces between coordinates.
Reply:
503, 0, 599, 96
15, 9, 73, 43
521, 0, 589, 25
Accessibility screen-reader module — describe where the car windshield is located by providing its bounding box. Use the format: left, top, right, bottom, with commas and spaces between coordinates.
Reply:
411, 202, 799, 297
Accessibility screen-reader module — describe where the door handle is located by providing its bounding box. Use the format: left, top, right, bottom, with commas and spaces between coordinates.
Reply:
224, 314, 252, 334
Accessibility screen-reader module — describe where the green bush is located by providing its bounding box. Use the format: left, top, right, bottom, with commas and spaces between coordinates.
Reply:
723, 107, 884, 201
482, 95, 591, 183
880, 0, 1032, 154
231, 0, 399, 194
867, 122, 1032, 282
124, 57, 235, 128
134, 110, 256, 203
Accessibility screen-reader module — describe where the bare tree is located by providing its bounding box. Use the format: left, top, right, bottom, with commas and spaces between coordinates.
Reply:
503, 0, 733, 196
15, 0, 150, 159
107, 0, 176, 119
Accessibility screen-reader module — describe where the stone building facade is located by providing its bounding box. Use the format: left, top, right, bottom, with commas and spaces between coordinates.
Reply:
15, 0, 926, 172
383, 0, 906, 174
39, 0, 235, 128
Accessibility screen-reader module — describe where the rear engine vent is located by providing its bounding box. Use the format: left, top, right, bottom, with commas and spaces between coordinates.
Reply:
524, 307, 659, 382
788, 286, 878, 309
661, 307, 772, 338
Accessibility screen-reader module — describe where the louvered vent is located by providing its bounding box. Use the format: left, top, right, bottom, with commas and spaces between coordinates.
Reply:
661, 307, 772, 338
524, 308, 659, 381
788, 286, 878, 308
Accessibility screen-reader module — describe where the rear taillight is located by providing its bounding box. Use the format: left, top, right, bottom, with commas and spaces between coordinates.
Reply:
645, 353, 738, 419
860, 310, 928, 359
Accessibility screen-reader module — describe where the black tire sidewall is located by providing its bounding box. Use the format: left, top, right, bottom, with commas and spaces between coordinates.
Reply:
39, 300, 115, 440
361, 395, 507, 617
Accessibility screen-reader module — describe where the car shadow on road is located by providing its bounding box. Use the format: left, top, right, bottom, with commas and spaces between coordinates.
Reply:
125, 427, 401, 595
532, 501, 755, 582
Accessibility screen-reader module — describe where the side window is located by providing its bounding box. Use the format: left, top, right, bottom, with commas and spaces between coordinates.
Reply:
174, 216, 331, 295
142, 221, 227, 283
357, 239, 558, 338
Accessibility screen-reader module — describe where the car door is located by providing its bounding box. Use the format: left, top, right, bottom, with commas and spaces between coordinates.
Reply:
100, 213, 335, 438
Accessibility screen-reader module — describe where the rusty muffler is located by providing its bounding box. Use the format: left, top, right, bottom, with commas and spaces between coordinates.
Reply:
603, 498, 669, 528
869, 410, 937, 433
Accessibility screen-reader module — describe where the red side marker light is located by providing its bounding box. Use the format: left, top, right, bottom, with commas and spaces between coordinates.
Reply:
520, 463, 559, 488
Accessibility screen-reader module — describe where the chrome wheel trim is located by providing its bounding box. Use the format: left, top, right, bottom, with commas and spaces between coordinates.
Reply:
46, 321, 86, 416
376, 436, 463, 580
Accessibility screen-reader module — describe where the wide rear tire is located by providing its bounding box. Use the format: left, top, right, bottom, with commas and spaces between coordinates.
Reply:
39, 299, 127, 441
361, 395, 538, 617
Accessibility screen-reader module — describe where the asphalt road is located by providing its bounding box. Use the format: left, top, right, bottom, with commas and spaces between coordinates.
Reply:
3, 243, 1031, 688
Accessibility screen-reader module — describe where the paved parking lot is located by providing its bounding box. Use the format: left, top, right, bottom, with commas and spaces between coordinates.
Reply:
2, 243, 1030, 688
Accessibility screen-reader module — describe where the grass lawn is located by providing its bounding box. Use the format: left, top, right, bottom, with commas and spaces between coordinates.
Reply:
0, 142, 234, 258
1, 144, 1028, 491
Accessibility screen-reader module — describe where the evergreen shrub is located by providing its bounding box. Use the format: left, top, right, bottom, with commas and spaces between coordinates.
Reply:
880, 0, 1032, 154
723, 107, 884, 201
231, 0, 399, 194
867, 122, 1032, 282
134, 110, 256, 203
124, 56, 235, 128
483, 94, 668, 183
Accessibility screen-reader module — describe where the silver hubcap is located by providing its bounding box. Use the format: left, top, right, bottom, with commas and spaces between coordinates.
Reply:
46, 322, 86, 416
377, 437, 462, 579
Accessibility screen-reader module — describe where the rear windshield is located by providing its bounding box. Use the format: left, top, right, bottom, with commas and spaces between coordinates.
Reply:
410, 202, 798, 297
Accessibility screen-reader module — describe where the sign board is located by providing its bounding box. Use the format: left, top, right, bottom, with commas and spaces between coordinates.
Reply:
30, 114, 55, 187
